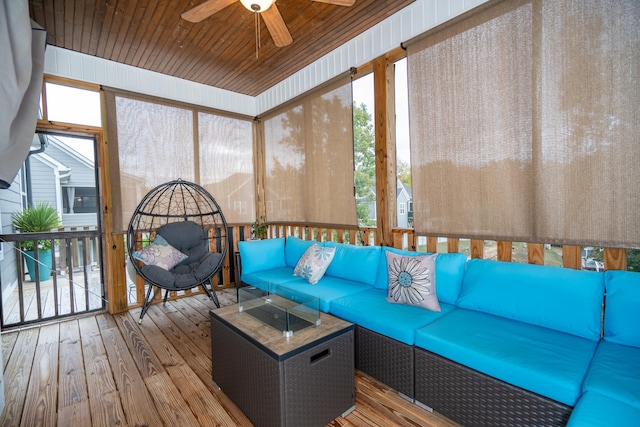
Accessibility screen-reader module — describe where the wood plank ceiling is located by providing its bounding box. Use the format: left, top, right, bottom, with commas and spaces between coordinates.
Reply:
28, 0, 415, 97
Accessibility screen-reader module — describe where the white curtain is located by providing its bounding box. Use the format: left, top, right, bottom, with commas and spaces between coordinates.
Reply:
0, 1, 47, 189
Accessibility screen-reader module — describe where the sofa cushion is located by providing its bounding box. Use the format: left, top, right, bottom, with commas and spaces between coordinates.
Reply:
284, 236, 318, 267
374, 248, 466, 305
294, 244, 336, 284
385, 252, 440, 312
322, 242, 381, 286
604, 270, 640, 347
457, 259, 604, 341
330, 288, 454, 345
414, 308, 598, 406
241, 267, 301, 290
238, 238, 286, 276
582, 340, 640, 409
567, 391, 640, 427
271, 275, 372, 313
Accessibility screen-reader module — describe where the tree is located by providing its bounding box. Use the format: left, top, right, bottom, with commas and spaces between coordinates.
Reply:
397, 160, 412, 189
353, 102, 376, 226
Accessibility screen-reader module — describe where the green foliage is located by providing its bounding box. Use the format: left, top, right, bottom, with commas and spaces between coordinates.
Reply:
353, 102, 376, 226
251, 215, 269, 239
11, 203, 61, 251
397, 160, 412, 189
626, 249, 640, 272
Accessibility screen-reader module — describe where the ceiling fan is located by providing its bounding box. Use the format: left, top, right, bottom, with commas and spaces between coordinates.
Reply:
181, 0, 356, 48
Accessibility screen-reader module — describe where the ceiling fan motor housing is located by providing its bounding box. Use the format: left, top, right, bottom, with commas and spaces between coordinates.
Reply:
240, 0, 275, 12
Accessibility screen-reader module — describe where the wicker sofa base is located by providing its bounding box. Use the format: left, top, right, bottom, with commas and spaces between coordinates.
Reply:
355, 326, 414, 399
415, 347, 573, 427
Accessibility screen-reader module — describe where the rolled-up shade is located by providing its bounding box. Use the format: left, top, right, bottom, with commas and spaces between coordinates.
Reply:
262, 74, 357, 226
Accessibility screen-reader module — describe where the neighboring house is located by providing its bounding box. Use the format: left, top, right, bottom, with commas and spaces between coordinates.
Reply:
396, 179, 412, 229
28, 136, 98, 229
363, 178, 413, 228
0, 135, 98, 296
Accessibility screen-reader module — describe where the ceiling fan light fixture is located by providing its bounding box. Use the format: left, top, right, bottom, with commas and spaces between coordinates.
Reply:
240, 0, 275, 13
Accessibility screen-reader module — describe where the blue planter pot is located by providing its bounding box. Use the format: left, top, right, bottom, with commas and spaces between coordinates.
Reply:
24, 250, 53, 282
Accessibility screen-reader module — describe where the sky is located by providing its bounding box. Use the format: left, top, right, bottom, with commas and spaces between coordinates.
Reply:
352, 58, 411, 164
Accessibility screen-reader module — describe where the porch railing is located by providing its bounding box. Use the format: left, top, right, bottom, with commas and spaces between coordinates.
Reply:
0, 228, 104, 328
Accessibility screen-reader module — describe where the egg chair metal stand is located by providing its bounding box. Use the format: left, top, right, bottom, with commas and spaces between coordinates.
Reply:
127, 179, 228, 323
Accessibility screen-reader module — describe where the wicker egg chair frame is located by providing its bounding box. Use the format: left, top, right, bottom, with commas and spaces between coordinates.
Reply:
127, 179, 228, 322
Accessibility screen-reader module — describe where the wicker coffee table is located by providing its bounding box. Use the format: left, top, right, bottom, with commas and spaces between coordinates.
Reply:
210, 298, 355, 427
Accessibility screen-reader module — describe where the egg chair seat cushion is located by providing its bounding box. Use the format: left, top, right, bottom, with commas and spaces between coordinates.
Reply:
139, 221, 223, 290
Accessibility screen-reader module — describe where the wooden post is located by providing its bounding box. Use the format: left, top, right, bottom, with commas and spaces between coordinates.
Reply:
373, 55, 396, 247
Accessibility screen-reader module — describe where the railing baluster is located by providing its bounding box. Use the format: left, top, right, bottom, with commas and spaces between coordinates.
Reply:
83, 236, 91, 311
52, 238, 59, 317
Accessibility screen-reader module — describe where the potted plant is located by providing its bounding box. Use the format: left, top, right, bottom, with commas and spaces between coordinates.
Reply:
11, 203, 62, 282
250, 215, 269, 239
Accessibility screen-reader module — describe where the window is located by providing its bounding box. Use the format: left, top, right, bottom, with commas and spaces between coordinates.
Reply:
399, 203, 406, 215
63, 187, 97, 214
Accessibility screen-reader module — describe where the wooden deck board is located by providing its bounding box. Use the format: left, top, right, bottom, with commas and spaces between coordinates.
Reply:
78, 315, 127, 426
20, 323, 60, 427
1, 328, 39, 426
58, 320, 88, 409
1, 289, 459, 426
100, 320, 165, 426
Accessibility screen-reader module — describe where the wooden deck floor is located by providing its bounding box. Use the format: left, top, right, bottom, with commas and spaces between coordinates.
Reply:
1, 289, 459, 427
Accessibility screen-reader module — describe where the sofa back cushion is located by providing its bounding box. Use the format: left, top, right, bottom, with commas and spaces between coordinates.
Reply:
374, 247, 467, 305
322, 242, 381, 286
284, 236, 318, 267
457, 259, 604, 341
604, 270, 640, 347
238, 238, 286, 276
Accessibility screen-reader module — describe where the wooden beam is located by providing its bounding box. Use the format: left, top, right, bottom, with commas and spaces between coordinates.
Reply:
373, 55, 395, 247
253, 119, 266, 219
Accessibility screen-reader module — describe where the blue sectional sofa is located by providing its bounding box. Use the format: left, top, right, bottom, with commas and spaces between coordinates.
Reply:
238, 237, 640, 426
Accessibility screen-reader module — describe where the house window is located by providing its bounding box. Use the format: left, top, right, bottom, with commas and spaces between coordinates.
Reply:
399, 203, 406, 215
63, 187, 97, 214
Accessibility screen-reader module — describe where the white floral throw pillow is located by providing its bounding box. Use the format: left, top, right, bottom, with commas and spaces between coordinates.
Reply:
132, 235, 188, 271
294, 244, 336, 284
385, 251, 440, 312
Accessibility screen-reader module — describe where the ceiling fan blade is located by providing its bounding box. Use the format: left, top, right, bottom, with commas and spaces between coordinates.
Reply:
312, 0, 356, 6
262, 4, 293, 47
181, 0, 237, 23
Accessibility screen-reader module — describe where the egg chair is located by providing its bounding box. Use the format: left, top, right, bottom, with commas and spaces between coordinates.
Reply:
127, 179, 228, 323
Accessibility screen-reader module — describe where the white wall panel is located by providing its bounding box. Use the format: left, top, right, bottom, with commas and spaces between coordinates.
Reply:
44, 47, 256, 117
43, 0, 487, 117
256, 0, 488, 114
